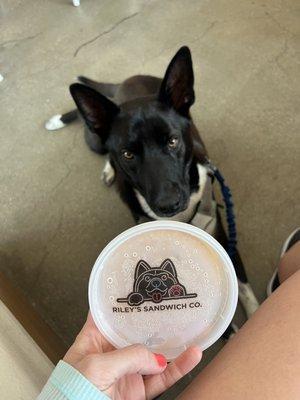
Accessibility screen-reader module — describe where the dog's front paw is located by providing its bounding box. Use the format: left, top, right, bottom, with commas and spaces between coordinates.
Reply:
101, 160, 115, 186
128, 292, 144, 306
238, 281, 260, 318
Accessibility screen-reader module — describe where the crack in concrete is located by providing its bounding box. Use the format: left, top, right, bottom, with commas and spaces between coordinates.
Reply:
187, 21, 218, 46
199, 20, 218, 40
0, 32, 41, 50
73, 12, 139, 57
265, 11, 294, 37
265, 11, 295, 77
50, 168, 72, 194
142, 20, 218, 66
50, 156, 72, 195
274, 38, 289, 75
31, 142, 77, 288
48, 121, 80, 196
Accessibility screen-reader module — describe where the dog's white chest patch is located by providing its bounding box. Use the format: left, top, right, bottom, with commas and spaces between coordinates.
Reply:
135, 164, 208, 223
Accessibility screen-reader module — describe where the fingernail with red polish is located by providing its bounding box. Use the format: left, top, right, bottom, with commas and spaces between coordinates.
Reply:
154, 353, 167, 367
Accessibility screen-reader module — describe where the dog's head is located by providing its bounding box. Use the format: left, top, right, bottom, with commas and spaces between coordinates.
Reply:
134, 259, 179, 298
70, 47, 196, 217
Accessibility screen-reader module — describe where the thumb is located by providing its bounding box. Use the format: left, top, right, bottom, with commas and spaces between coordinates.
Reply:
102, 344, 167, 377
74, 344, 167, 391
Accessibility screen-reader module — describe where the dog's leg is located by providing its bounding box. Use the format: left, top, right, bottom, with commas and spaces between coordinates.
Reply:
238, 280, 260, 318
101, 160, 115, 186
233, 250, 260, 318
223, 322, 239, 340
215, 214, 259, 318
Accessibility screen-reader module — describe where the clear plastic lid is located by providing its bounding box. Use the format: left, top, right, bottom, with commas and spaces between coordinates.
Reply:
89, 221, 238, 360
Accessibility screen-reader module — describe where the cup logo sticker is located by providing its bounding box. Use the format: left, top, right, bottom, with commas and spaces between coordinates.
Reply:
117, 259, 197, 306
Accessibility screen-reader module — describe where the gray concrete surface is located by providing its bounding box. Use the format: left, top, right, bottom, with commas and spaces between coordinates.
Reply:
0, 0, 299, 395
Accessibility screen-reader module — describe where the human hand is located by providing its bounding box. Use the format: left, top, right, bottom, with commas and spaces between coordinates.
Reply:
63, 313, 202, 399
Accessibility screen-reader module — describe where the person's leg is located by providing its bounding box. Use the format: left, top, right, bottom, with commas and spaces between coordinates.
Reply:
179, 243, 300, 400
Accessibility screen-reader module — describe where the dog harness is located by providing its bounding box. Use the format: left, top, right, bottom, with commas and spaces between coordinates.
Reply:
137, 160, 237, 260
189, 166, 217, 236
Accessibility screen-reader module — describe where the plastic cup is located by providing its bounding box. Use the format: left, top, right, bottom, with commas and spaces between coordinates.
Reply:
89, 221, 238, 360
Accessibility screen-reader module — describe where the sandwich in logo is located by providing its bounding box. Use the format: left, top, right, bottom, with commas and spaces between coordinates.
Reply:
117, 259, 197, 306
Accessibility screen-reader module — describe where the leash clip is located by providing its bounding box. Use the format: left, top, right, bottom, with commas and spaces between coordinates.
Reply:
204, 157, 217, 178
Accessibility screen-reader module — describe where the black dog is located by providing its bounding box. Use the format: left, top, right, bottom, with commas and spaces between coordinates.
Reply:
46, 46, 259, 321
117, 259, 197, 306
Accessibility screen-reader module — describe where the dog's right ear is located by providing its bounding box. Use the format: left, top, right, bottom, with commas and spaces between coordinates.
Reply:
158, 46, 195, 117
69, 83, 120, 141
134, 260, 151, 280
160, 259, 177, 277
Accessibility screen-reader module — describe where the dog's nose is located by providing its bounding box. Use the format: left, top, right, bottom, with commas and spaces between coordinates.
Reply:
151, 278, 162, 288
155, 184, 181, 214
156, 198, 181, 215
157, 200, 180, 214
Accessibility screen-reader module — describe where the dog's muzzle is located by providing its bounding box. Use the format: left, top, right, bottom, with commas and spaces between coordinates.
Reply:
146, 278, 168, 295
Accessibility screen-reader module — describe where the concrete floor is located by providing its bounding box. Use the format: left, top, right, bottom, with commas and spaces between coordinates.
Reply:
1, 0, 299, 396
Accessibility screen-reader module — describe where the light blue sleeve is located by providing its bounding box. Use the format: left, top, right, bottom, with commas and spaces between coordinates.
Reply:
37, 360, 110, 400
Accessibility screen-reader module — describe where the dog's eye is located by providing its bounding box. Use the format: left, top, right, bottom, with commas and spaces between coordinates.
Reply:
122, 150, 134, 160
161, 274, 167, 281
168, 136, 179, 149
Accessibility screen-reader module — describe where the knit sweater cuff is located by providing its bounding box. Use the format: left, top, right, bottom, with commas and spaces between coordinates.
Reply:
37, 360, 110, 400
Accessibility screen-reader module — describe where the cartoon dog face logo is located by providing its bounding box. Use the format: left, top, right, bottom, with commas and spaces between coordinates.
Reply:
117, 259, 197, 306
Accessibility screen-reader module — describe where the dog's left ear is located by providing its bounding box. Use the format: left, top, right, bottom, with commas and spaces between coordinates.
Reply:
135, 260, 151, 280
160, 259, 177, 277
158, 46, 195, 116
69, 83, 120, 143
